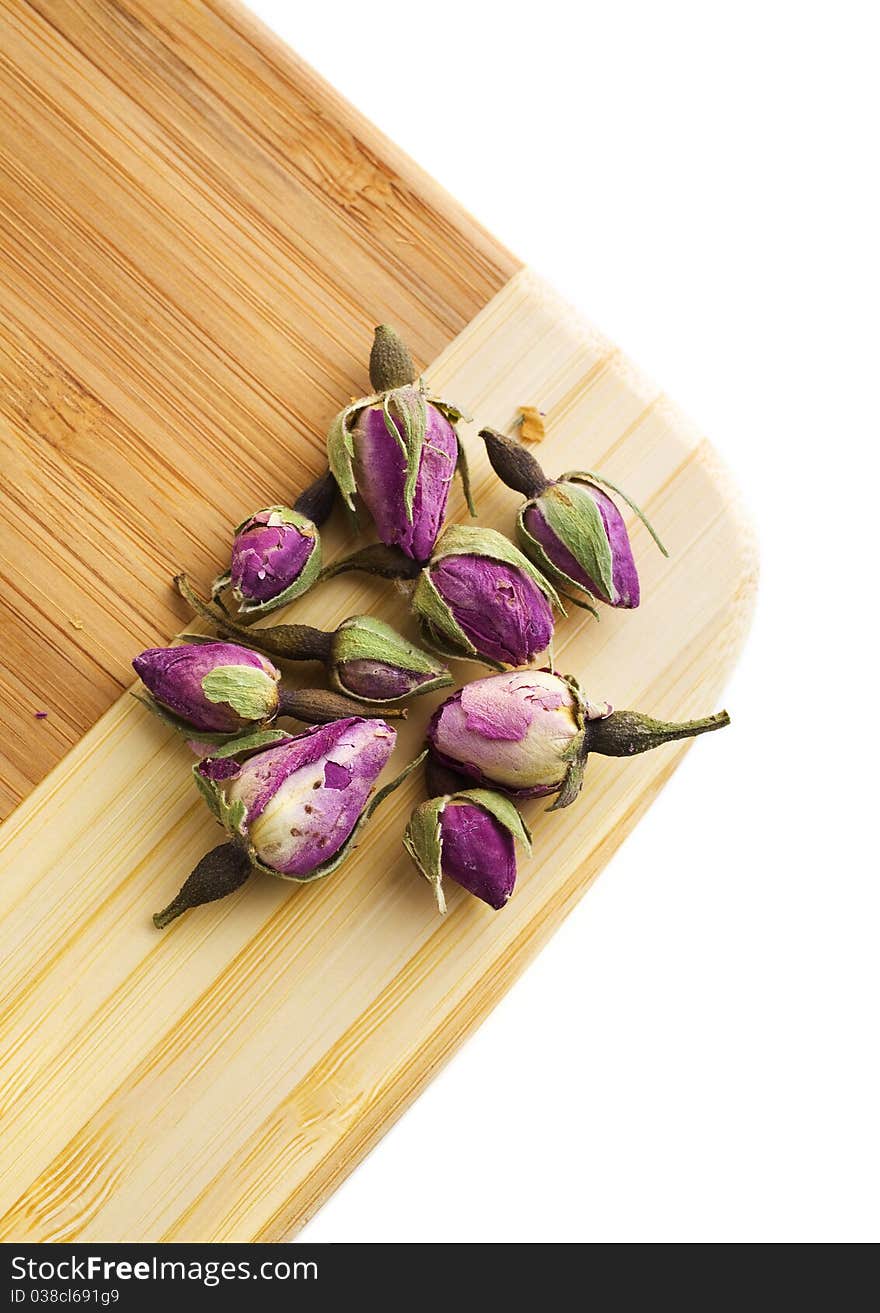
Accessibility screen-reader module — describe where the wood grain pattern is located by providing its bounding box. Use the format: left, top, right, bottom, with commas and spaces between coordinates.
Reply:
0, 0, 517, 817
0, 270, 757, 1241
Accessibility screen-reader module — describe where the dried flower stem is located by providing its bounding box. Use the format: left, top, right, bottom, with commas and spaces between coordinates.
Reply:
589, 709, 731, 757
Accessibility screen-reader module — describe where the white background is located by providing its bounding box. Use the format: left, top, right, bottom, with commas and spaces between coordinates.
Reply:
249, 0, 878, 1242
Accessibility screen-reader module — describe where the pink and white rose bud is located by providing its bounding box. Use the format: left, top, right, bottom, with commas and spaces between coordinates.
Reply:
153, 718, 426, 928
220, 718, 396, 878
428, 669, 729, 810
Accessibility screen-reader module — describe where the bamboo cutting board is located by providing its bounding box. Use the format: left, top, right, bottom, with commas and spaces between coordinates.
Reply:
0, 2, 756, 1242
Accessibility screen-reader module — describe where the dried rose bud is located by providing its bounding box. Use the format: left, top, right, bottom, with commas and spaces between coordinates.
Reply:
225, 507, 318, 609
404, 788, 531, 913
176, 575, 452, 708
411, 524, 561, 668
133, 642, 280, 734
480, 428, 668, 611
330, 615, 452, 703
219, 719, 395, 878
134, 641, 404, 744
328, 325, 474, 562
427, 669, 729, 810
211, 472, 336, 618
153, 719, 425, 927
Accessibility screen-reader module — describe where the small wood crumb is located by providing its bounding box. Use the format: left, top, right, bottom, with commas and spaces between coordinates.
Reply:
70, 616, 84, 630
517, 406, 547, 443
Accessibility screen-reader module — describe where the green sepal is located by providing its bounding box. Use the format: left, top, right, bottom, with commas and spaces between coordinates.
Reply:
516, 502, 601, 613
557, 587, 600, 618
559, 671, 590, 729
133, 692, 212, 741
431, 523, 564, 615
327, 392, 381, 512
198, 727, 292, 759
366, 748, 428, 820
133, 692, 282, 746
223, 796, 247, 839
201, 663, 279, 722
193, 767, 222, 820
545, 673, 592, 806
428, 395, 472, 427
383, 385, 428, 524
333, 614, 448, 677
430, 395, 476, 515
210, 570, 232, 603
403, 797, 446, 913
453, 789, 533, 854
454, 432, 476, 517
411, 569, 480, 663
563, 470, 669, 557
194, 764, 250, 841
532, 483, 615, 603
415, 617, 506, 671
547, 751, 589, 811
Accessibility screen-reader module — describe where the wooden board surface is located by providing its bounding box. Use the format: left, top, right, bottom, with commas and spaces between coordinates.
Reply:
0, 0, 757, 1244
0, 269, 757, 1241
0, 0, 516, 819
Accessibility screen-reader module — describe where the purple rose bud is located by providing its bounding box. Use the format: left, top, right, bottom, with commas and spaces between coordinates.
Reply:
335, 659, 432, 702
217, 718, 396, 878
411, 525, 560, 668
403, 787, 531, 912
480, 428, 668, 611
329, 615, 453, 704
229, 508, 317, 605
438, 801, 516, 909
351, 401, 458, 561
429, 555, 554, 666
428, 669, 729, 810
522, 481, 640, 607
328, 326, 474, 564
133, 642, 280, 734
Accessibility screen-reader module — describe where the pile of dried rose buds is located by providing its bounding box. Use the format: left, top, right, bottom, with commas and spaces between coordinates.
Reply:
135, 325, 729, 928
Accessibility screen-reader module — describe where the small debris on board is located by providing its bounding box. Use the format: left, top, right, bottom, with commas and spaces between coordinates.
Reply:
516, 406, 547, 443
